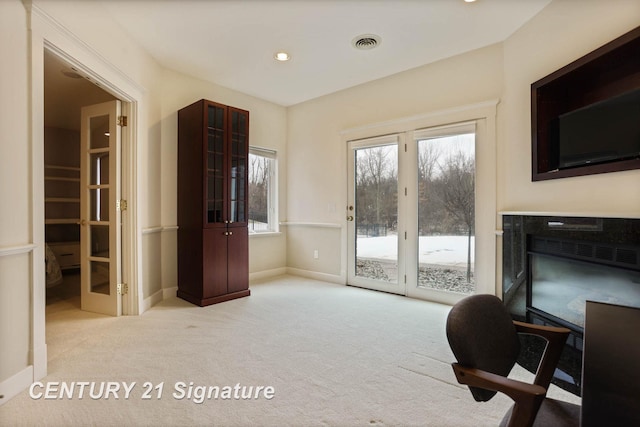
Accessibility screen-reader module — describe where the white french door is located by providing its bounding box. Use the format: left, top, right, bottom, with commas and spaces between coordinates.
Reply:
80, 100, 122, 316
347, 123, 476, 303
347, 135, 406, 295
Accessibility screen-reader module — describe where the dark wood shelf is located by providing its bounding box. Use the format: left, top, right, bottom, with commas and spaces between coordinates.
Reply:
531, 26, 640, 181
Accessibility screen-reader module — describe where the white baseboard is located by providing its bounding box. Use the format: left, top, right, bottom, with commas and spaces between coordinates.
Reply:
286, 267, 345, 285
0, 365, 33, 406
163, 286, 178, 300
141, 288, 164, 312
249, 267, 287, 282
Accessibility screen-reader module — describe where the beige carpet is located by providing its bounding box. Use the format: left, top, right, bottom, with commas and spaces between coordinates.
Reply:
0, 275, 579, 426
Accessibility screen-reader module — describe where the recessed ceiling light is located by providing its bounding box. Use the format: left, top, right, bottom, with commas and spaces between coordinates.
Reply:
464, 0, 478, 3
352, 34, 381, 50
274, 52, 290, 62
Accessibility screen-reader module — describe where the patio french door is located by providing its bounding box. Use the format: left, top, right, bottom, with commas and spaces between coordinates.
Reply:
347, 123, 476, 301
347, 135, 405, 295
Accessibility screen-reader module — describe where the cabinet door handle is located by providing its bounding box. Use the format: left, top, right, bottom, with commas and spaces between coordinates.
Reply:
224, 231, 234, 236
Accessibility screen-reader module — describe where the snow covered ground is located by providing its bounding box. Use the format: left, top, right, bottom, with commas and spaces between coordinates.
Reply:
357, 235, 474, 269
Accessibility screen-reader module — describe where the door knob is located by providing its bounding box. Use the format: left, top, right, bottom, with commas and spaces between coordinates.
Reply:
347, 216, 354, 222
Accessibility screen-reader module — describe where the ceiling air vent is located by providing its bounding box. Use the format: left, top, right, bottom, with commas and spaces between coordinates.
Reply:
352, 34, 381, 50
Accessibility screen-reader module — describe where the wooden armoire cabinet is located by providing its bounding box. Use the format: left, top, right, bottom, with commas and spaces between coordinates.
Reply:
177, 99, 250, 306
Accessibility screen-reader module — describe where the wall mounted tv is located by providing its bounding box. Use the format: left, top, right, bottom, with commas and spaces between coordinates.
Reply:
553, 88, 640, 170
531, 26, 640, 181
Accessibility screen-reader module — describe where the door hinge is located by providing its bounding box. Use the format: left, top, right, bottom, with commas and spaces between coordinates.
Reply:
404, 275, 407, 284
117, 283, 128, 295
117, 199, 128, 211
117, 116, 128, 127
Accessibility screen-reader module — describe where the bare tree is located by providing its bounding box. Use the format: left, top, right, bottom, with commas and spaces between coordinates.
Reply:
437, 150, 475, 281
355, 146, 396, 227
418, 141, 441, 182
418, 141, 443, 234
249, 154, 269, 226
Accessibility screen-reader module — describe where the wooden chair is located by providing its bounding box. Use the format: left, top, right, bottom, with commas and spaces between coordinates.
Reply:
446, 294, 580, 427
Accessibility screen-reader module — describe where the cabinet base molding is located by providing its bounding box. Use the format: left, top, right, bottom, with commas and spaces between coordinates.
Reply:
177, 289, 250, 307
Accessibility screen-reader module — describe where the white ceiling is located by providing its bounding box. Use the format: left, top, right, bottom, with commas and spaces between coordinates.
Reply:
98, 0, 550, 107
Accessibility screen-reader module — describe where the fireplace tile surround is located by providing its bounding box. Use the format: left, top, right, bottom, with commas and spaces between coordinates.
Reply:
501, 213, 640, 395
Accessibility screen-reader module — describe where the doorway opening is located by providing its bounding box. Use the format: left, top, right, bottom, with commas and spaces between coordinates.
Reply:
43, 50, 121, 317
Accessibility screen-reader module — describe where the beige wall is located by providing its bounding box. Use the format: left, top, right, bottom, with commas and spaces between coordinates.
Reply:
159, 69, 288, 279
0, 0, 32, 400
1, 0, 288, 404
499, 0, 640, 216
286, 44, 504, 279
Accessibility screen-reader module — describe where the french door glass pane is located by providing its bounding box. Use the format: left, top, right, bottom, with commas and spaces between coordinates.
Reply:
417, 133, 475, 294
90, 260, 110, 295
89, 115, 109, 149
90, 225, 110, 258
90, 153, 109, 185
355, 144, 398, 283
90, 188, 109, 221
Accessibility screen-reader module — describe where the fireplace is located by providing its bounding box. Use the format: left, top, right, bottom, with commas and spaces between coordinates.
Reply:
502, 215, 640, 395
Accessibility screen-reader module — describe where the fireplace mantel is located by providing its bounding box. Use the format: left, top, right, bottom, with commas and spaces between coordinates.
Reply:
499, 211, 640, 219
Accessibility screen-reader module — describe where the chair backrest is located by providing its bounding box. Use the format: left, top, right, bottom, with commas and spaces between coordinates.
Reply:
446, 294, 521, 402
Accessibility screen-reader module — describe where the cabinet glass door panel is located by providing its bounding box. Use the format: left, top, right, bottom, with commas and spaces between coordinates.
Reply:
208, 131, 224, 153
206, 155, 224, 224
230, 166, 246, 222
230, 109, 248, 223
206, 104, 226, 225
207, 201, 223, 223
232, 135, 247, 155
208, 105, 224, 129
207, 152, 224, 173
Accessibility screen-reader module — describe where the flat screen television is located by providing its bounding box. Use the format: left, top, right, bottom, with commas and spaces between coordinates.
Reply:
551, 88, 640, 170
